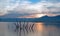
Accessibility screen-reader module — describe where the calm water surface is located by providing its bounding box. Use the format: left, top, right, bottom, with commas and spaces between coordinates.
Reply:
0, 22, 60, 36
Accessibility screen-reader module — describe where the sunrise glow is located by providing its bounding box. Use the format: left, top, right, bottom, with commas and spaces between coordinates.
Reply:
35, 14, 46, 18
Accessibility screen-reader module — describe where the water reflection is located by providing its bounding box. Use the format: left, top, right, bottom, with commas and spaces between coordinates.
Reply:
35, 22, 44, 32
0, 22, 60, 36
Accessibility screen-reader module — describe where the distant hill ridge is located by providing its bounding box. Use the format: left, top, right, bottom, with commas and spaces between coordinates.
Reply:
0, 15, 60, 22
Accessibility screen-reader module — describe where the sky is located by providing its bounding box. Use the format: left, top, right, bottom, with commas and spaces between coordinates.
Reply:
0, 0, 60, 17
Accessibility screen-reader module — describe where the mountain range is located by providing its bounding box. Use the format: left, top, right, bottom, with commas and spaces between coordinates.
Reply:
37, 15, 60, 22
0, 15, 60, 22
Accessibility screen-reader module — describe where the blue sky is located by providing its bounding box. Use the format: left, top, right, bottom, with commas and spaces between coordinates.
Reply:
11, 0, 60, 4
29, 0, 41, 3
0, 0, 60, 17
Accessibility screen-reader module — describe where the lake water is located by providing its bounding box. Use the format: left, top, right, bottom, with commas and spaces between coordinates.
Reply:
0, 22, 60, 36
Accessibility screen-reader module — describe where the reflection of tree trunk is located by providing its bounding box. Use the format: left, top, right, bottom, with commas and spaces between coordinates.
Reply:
25, 22, 28, 33
31, 24, 34, 32
23, 22, 25, 36
29, 24, 31, 32
19, 22, 21, 36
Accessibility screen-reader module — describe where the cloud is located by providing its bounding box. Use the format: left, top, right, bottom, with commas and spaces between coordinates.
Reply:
0, 0, 60, 16
0, 0, 20, 16
42, 0, 60, 3
14, 1, 60, 14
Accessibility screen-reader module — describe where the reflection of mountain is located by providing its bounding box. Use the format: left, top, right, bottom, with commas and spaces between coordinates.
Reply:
0, 15, 60, 22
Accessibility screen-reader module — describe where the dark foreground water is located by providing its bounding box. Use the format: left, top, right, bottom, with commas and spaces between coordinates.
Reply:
0, 22, 60, 36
